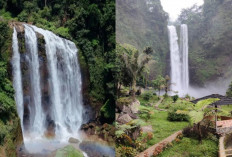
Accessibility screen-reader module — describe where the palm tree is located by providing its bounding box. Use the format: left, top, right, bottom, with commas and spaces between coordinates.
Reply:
118, 44, 152, 98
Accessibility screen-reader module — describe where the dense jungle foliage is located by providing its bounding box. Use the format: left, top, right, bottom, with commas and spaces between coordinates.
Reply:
0, 21, 23, 157
178, 0, 232, 85
116, 0, 169, 81
0, 0, 115, 123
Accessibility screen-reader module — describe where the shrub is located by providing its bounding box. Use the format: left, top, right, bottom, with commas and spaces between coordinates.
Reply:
0, 121, 7, 144
143, 92, 152, 101
168, 112, 189, 121
167, 104, 190, 121
172, 95, 179, 103
139, 108, 151, 122
118, 146, 136, 157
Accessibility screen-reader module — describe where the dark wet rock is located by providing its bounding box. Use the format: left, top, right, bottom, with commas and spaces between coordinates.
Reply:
68, 137, 80, 144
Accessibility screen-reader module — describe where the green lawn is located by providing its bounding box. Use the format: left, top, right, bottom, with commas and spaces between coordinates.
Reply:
138, 105, 189, 147
157, 137, 218, 157
221, 104, 232, 111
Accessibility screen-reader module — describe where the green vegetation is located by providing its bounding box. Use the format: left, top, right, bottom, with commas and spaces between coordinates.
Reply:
157, 137, 218, 157
141, 109, 188, 146
178, 0, 232, 85
115, 44, 152, 97
116, 0, 169, 81
137, 91, 159, 106
152, 75, 165, 96
168, 98, 219, 125
0, 0, 116, 123
226, 81, 232, 97
55, 145, 84, 157
0, 21, 23, 157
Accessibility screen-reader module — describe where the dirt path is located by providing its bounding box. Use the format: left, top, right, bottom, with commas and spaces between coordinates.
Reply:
136, 130, 182, 157
225, 136, 232, 157
154, 97, 167, 111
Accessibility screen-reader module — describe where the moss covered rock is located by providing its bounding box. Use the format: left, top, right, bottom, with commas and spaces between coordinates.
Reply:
54, 145, 84, 157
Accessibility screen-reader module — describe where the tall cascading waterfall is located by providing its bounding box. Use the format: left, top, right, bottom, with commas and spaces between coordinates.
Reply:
168, 25, 182, 94
24, 25, 45, 137
179, 24, 189, 92
12, 24, 83, 152
12, 28, 24, 134
168, 24, 189, 96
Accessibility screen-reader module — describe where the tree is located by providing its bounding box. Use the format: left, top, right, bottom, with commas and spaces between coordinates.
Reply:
117, 44, 152, 97
152, 75, 165, 96
164, 75, 170, 95
226, 81, 232, 97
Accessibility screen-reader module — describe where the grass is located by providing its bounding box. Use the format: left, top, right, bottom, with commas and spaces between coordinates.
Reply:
157, 137, 218, 157
138, 104, 189, 147
158, 97, 173, 109
221, 104, 232, 112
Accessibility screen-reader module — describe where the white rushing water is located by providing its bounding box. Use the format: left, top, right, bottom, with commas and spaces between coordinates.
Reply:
168, 24, 189, 96
24, 25, 45, 136
168, 25, 182, 94
180, 24, 189, 92
12, 25, 83, 153
12, 28, 24, 134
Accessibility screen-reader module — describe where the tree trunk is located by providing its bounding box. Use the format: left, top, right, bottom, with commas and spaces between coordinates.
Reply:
132, 79, 136, 98
145, 73, 147, 89
117, 83, 122, 98
197, 123, 202, 144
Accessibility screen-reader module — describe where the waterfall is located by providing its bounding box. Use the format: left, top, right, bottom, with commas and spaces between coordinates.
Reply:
12, 27, 24, 134
168, 24, 189, 96
180, 24, 189, 91
168, 25, 182, 94
12, 24, 83, 152
24, 25, 45, 136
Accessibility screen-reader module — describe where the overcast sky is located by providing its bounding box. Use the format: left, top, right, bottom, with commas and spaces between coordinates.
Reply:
160, 0, 204, 21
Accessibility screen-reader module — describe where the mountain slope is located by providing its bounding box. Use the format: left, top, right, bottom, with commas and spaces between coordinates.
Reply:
116, 0, 169, 78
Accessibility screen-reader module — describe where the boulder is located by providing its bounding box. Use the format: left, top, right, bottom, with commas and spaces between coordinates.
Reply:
68, 137, 80, 144
141, 125, 153, 133
129, 99, 140, 114
122, 105, 131, 113
117, 114, 133, 124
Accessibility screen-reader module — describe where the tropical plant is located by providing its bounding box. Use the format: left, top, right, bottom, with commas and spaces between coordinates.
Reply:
117, 43, 152, 97
152, 75, 165, 96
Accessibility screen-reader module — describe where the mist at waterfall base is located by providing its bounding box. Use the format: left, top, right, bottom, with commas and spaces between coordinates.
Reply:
12, 24, 87, 155
168, 24, 230, 98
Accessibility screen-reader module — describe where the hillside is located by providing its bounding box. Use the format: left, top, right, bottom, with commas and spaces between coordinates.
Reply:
116, 0, 169, 79
178, 0, 232, 86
